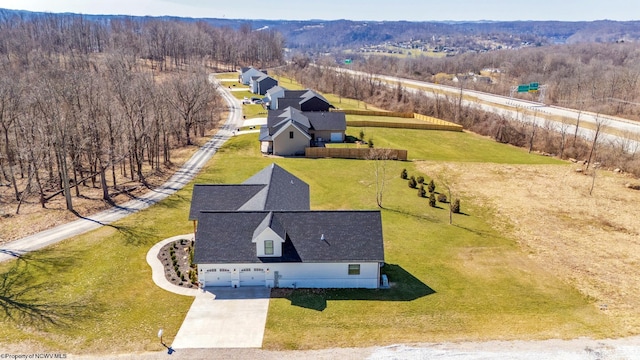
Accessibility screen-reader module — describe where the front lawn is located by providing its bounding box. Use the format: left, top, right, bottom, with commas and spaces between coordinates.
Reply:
208, 135, 616, 350
0, 128, 615, 353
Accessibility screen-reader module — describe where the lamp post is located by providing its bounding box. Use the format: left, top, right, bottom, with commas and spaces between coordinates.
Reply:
158, 328, 175, 355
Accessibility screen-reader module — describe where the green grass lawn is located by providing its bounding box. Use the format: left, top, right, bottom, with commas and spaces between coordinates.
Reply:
242, 104, 268, 119
347, 114, 424, 124
346, 127, 564, 163
215, 72, 239, 80
209, 135, 617, 349
0, 200, 194, 353
0, 127, 616, 353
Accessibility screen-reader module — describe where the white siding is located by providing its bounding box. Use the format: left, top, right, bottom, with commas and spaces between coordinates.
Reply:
199, 262, 380, 288
253, 227, 284, 257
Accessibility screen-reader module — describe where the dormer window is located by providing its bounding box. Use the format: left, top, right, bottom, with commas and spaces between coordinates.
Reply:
264, 240, 274, 255
252, 212, 285, 257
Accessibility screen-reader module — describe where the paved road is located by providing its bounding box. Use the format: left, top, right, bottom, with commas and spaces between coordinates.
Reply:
333, 66, 640, 151
0, 75, 242, 263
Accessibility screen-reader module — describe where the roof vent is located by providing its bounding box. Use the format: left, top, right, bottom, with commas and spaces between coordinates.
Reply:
320, 233, 325, 241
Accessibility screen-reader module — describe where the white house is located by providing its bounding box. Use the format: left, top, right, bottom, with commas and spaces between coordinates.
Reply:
190, 164, 385, 289
264, 86, 286, 110
238, 66, 267, 85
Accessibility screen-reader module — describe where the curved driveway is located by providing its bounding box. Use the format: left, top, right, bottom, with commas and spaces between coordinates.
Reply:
0, 74, 242, 263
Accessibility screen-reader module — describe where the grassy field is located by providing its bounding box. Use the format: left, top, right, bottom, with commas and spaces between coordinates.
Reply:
0, 199, 194, 353
346, 127, 564, 163
212, 135, 616, 350
0, 124, 617, 353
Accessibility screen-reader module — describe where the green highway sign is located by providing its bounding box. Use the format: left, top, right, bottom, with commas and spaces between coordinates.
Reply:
517, 82, 540, 93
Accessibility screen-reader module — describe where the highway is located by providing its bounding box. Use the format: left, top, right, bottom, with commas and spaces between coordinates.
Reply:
336, 67, 640, 151
0, 74, 242, 263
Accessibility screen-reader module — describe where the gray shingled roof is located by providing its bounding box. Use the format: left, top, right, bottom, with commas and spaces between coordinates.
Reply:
266, 107, 344, 133
266, 85, 286, 96
252, 211, 286, 240
306, 112, 346, 131
241, 163, 310, 211
277, 97, 303, 110
194, 210, 384, 264
189, 164, 309, 221
259, 126, 271, 141
188, 184, 265, 220
300, 89, 330, 105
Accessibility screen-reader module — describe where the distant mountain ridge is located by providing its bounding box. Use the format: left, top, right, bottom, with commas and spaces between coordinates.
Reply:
2, 8, 639, 50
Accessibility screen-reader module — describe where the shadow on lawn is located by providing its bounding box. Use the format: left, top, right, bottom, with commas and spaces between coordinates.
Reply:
272, 264, 435, 311
111, 224, 161, 246
0, 252, 100, 329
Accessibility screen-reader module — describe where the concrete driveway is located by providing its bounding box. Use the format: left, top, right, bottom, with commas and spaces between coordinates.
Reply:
243, 117, 267, 127
171, 287, 271, 349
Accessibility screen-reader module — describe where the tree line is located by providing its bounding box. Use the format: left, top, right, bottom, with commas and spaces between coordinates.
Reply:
0, 13, 285, 213
341, 42, 640, 121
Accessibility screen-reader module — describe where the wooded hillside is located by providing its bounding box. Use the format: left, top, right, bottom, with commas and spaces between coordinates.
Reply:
0, 12, 284, 217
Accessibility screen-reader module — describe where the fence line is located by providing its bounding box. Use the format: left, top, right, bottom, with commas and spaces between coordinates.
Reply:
332, 109, 414, 118
347, 120, 462, 132
332, 109, 463, 132
305, 147, 408, 160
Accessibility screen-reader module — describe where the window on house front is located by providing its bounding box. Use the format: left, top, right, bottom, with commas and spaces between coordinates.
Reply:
265, 240, 274, 255
348, 264, 360, 275
289, 131, 294, 139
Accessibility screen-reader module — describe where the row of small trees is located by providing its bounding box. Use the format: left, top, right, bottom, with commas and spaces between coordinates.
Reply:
401, 168, 460, 221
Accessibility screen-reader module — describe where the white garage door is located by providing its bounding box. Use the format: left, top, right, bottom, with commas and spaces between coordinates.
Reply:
330, 132, 343, 142
205, 268, 232, 287
239, 267, 266, 287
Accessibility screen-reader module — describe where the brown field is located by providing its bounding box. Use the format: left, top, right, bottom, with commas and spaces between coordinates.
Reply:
416, 161, 640, 334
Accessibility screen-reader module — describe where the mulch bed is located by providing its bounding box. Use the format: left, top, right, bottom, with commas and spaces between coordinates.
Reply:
157, 238, 199, 289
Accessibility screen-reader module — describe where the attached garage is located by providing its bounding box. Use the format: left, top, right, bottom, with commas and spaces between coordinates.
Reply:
203, 268, 231, 287
239, 267, 266, 286
330, 132, 343, 142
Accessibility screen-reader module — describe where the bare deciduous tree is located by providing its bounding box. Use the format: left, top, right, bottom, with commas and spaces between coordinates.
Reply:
367, 148, 395, 208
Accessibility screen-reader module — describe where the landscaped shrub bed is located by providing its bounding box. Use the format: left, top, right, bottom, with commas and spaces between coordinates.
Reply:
158, 238, 199, 288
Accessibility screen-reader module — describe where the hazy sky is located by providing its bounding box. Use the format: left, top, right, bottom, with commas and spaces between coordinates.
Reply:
0, 0, 637, 21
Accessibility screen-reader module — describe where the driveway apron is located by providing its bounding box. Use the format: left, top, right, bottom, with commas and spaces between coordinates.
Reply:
171, 287, 271, 349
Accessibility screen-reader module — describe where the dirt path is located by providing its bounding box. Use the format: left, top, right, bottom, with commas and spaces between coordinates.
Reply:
416, 161, 640, 335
